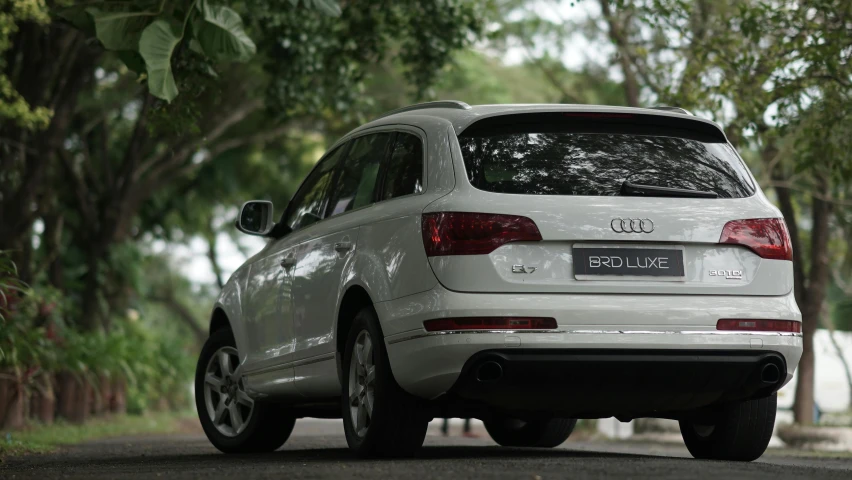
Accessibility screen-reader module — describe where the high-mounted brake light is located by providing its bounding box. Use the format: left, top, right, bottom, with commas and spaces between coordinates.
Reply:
423, 317, 558, 332
562, 113, 634, 119
717, 319, 801, 333
719, 218, 792, 261
421, 212, 542, 256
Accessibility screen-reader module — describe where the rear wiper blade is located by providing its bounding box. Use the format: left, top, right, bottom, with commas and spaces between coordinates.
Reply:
620, 180, 718, 199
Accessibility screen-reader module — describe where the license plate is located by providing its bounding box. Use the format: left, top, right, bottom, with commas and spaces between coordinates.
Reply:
573, 246, 685, 279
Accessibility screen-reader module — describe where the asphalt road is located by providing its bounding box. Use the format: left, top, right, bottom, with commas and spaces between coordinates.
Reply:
3, 419, 851, 479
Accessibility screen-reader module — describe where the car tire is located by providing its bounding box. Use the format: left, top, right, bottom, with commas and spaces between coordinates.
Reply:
679, 393, 777, 461
484, 416, 577, 448
341, 306, 429, 457
195, 327, 296, 454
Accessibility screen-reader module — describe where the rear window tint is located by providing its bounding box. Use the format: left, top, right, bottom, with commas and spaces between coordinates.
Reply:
458, 114, 755, 198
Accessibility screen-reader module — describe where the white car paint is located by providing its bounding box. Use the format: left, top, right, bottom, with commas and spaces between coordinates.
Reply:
211, 102, 803, 405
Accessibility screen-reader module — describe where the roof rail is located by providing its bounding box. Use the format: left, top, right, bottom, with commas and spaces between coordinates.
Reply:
376, 100, 471, 120
649, 105, 694, 116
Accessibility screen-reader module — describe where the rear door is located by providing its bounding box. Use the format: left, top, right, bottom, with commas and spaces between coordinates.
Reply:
426, 112, 793, 296
290, 132, 391, 397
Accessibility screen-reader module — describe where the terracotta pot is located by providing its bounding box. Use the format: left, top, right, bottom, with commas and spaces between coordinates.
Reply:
0, 369, 26, 430
56, 372, 90, 423
110, 377, 127, 414
86, 382, 96, 415
29, 374, 56, 425
0, 373, 9, 426
96, 373, 112, 417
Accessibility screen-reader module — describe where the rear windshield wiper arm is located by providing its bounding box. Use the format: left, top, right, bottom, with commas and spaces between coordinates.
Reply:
620, 180, 718, 199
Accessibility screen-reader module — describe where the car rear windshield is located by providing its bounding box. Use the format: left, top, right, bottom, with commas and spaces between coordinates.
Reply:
458, 113, 756, 198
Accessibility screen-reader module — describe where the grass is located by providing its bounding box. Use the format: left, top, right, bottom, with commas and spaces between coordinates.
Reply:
0, 410, 194, 457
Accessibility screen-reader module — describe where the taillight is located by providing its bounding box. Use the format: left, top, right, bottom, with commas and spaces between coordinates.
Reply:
719, 218, 792, 261
423, 317, 557, 332
421, 212, 542, 256
717, 319, 801, 333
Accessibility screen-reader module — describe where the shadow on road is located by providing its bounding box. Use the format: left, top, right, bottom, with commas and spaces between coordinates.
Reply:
3, 442, 663, 471
4, 437, 850, 479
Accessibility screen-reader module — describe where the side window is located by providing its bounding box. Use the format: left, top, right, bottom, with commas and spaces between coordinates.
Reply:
327, 133, 390, 217
380, 133, 424, 201
285, 146, 345, 231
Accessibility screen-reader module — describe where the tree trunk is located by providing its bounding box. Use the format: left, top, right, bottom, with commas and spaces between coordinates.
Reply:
793, 181, 833, 425
206, 223, 225, 290
42, 210, 65, 290
598, 0, 641, 107
148, 293, 207, 344
80, 246, 105, 331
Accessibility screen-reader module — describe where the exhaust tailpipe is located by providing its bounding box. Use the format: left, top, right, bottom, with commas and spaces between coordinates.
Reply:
475, 361, 503, 383
760, 363, 781, 385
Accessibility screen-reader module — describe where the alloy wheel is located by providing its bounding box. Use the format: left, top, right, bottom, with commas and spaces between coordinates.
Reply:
203, 346, 254, 437
348, 330, 376, 438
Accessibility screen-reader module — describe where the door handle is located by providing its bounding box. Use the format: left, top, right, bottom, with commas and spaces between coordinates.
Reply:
280, 255, 296, 269
334, 241, 353, 252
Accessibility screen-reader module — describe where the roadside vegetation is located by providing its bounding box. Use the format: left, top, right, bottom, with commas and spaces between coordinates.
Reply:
0, 410, 194, 457
1, 0, 850, 445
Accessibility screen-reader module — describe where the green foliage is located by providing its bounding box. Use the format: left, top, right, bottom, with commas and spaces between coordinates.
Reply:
257, 0, 485, 118
60, 0, 337, 102
289, 0, 341, 17
0, 248, 196, 414
0, 0, 53, 129
139, 19, 183, 101
193, 3, 256, 62
0, 411, 193, 456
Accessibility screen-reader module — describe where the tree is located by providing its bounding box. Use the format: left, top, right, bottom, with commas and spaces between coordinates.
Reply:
1, 0, 485, 333
491, 0, 852, 424
600, 0, 852, 424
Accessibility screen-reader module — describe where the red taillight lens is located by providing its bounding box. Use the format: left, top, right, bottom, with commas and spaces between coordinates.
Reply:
421, 212, 542, 256
717, 319, 801, 333
423, 317, 558, 332
719, 218, 792, 261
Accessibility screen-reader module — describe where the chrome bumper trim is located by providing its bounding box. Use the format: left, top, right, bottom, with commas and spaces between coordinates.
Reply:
386, 329, 802, 345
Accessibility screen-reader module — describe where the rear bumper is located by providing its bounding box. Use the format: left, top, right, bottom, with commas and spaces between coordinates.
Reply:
450, 349, 787, 419
379, 286, 802, 404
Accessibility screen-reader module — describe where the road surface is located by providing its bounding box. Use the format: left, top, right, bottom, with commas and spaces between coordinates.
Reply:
2, 419, 851, 479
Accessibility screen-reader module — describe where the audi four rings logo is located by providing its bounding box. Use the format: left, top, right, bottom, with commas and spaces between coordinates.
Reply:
611, 218, 654, 233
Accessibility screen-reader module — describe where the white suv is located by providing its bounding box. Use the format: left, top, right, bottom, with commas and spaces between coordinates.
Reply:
194, 102, 802, 461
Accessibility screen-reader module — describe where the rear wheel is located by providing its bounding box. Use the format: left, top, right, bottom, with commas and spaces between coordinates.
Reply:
195, 328, 295, 454
679, 394, 777, 461
341, 306, 429, 457
485, 416, 577, 448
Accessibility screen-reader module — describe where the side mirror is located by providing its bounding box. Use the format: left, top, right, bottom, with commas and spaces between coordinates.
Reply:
236, 200, 274, 236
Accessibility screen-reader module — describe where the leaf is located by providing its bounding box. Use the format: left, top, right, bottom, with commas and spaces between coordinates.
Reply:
291, 0, 341, 17
117, 50, 147, 76
194, 5, 256, 63
309, 0, 342, 17
87, 8, 152, 51
189, 38, 206, 56
57, 7, 96, 36
139, 20, 181, 102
